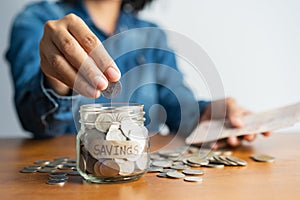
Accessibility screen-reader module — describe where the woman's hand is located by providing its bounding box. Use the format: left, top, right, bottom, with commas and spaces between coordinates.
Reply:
40, 14, 121, 98
200, 98, 271, 149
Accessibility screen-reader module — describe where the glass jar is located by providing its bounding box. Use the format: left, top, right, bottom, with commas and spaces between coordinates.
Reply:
76, 103, 149, 183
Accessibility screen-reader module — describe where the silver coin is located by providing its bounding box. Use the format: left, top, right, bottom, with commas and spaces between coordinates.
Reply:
172, 161, 184, 166
226, 156, 248, 166
219, 156, 238, 166
202, 163, 225, 168
182, 169, 205, 176
50, 172, 67, 176
34, 160, 51, 165
187, 157, 209, 165
38, 167, 56, 173
47, 159, 65, 166
118, 160, 135, 176
156, 173, 167, 178
83, 112, 98, 123
152, 160, 173, 168
95, 113, 115, 132
102, 81, 122, 99
209, 156, 222, 164
158, 149, 178, 157
47, 179, 67, 185
128, 125, 148, 140
184, 177, 203, 182
120, 120, 147, 137
106, 128, 126, 141
45, 162, 63, 168
166, 171, 185, 179
19, 168, 37, 173
82, 111, 98, 129
54, 157, 70, 162
167, 152, 182, 158
170, 165, 190, 170
183, 159, 201, 167
250, 154, 275, 162
49, 175, 69, 180
58, 164, 72, 170
217, 156, 237, 166
116, 112, 131, 122
211, 155, 232, 165
120, 120, 135, 138
67, 171, 80, 176
24, 165, 42, 170
147, 167, 164, 173
162, 169, 177, 173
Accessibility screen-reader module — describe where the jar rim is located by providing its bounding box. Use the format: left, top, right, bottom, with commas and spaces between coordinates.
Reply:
80, 103, 143, 111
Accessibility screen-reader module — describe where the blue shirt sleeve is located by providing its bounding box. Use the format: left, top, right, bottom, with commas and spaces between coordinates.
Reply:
5, 2, 78, 138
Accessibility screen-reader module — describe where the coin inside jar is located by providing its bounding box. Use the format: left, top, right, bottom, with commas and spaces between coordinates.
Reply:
86, 154, 98, 174
98, 160, 120, 177
79, 154, 86, 172
93, 161, 102, 176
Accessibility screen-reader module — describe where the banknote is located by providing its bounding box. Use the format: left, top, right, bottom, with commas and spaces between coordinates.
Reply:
186, 102, 300, 144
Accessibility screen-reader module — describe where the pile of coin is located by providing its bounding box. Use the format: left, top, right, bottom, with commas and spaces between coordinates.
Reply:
147, 146, 250, 182
19, 149, 275, 185
78, 107, 149, 180
48, 172, 69, 185
19, 157, 80, 185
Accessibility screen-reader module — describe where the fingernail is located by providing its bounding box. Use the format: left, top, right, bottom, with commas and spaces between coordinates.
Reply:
94, 76, 108, 90
228, 137, 238, 145
245, 134, 255, 141
105, 66, 121, 81
86, 85, 99, 98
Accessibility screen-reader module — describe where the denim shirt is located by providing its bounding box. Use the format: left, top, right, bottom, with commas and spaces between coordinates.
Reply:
6, 0, 209, 138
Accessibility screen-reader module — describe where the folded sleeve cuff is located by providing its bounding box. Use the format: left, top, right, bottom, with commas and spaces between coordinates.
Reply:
40, 73, 80, 126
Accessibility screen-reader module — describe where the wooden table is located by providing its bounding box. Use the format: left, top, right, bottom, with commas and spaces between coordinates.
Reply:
1, 132, 300, 200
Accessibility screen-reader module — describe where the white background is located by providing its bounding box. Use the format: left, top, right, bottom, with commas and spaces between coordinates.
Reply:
1, 0, 300, 138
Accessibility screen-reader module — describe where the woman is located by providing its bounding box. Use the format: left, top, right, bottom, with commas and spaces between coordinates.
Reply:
6, 0, 270, 147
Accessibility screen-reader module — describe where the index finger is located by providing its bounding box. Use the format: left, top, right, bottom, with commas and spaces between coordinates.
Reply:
64, 14, 121, 82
